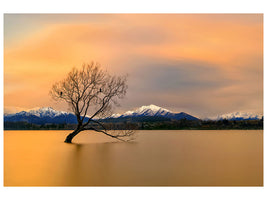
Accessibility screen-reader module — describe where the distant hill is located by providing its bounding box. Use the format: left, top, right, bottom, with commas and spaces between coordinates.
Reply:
4, 106, 263, 130
5, 105, 262, 126
107, 104, 199, 121
4, 105, 199, 125
4, 107, 82, 125
213, 112, 263, 121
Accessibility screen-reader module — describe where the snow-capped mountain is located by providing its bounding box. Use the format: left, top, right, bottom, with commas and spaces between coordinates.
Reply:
119, 104, 171, 117
110, 104, 199, 121
6, 107, 68, 118
214, 112, 263, 121
4, 105, 199, 125
4, 107, 81, 125
4, 105, 262, 126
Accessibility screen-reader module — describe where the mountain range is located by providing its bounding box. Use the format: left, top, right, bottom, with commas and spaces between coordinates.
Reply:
214, 112, 263, 121
4, 107, 82, 125
4, 105, 263, 125
4, 105, 198, 125
108, 104, 199, 121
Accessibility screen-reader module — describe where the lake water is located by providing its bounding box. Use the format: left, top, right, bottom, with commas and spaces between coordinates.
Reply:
4, 130, 263, 186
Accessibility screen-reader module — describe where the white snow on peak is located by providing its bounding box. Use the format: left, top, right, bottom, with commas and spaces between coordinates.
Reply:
215, 111, 263, 120
114, 104, 171, 118
15, 107, 68, 118
135, 104, 170, 114
110, 113, 121, 118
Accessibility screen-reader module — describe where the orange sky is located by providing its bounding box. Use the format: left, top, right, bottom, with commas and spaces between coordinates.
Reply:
4, 14, 263, 117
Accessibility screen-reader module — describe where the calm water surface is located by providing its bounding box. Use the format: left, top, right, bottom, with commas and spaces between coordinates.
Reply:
4, 130, 263, 186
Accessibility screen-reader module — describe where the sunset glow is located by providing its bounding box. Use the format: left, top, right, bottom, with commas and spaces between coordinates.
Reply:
4, 14, 263, 117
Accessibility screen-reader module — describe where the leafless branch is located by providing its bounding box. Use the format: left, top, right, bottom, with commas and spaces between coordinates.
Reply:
50, 62, 134, 143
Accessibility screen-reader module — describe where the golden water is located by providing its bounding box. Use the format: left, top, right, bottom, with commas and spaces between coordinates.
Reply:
4, 130, 263, 186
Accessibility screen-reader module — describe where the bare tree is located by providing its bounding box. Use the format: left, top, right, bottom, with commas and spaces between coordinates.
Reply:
50, 62, 135, 143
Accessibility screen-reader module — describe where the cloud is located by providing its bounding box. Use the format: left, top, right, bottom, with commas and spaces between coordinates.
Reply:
4, 14, 263, 117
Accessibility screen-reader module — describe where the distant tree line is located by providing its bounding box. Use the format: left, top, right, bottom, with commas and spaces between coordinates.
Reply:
136, 118, 263, 130
4, 118, 263, 130
4, 121, 76, 130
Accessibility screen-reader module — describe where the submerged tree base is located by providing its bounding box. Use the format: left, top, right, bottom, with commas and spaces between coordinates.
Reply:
64, 129, 82, 143
64, 138, 73, 143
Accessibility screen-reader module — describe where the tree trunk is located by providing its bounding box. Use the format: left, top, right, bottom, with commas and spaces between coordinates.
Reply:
64, 128, 83, 143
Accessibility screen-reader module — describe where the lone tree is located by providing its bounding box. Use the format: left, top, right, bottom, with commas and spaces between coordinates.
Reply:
50, 62, 135, 143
